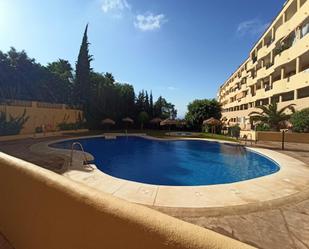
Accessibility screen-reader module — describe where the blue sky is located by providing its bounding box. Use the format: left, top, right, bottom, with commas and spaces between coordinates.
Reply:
0, 0, 286, 117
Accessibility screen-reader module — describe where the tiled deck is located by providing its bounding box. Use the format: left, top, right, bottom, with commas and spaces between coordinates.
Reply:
61, 147, 309, 209
1, 135, 309, 249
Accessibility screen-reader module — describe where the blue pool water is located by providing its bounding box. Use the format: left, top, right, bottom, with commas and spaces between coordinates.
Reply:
51, 136, 280, 186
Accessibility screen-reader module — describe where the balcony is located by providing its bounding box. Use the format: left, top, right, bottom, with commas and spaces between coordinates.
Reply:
247, 60, 254, 70
286, 70, 309, 91
257, 46, 268, 60
255, 88, 266, 99
256, 67, 267, 80
257, 41, 276, 61
275, 1, 309, 43
247, 76, 257, 86
272, 78, 288, 93
240, 84, 247, 91
274, 34, 309, 67
257, 65, 275, 81
241, 70, 248, 78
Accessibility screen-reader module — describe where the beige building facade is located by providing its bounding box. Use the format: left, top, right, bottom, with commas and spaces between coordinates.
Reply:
218, 0, 309, 130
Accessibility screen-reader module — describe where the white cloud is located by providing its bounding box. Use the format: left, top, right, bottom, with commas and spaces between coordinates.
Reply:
237, 18, 269, 37
134, 13, 167, 31
167, 86, 177, 91
101, 0, 131, 13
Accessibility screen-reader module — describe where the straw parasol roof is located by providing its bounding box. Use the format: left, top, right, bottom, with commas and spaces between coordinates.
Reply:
150, 117, 162, 124
177, 120, 187, 126
122, 117, 134, 124
203, 117, 221, 126
279, 120, 293, 129
102, 118, 115, 125
160, 118, 177, 126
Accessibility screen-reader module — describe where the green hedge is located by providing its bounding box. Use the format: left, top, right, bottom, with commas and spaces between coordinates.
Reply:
291, 108, 309, 133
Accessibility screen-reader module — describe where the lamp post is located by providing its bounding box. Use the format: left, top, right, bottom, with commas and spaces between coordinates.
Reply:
281, 129, 288, 150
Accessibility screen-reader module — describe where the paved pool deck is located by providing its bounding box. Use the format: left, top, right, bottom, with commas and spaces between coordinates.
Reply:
1, 134, 309, 249
30, 135, 309, 211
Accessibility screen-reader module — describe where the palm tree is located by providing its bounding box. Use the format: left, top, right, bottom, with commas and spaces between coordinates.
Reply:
104, 72, 115, 84
249, 102, 295, 131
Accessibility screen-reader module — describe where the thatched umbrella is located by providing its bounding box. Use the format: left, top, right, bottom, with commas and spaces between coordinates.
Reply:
160, 118, 177, 131
203, 117, 221, 134
150, 117, 162, 129
160, 118, 177, 126
102, 118, 115, 125
102, 118, 115, 130
122, 117, 134, 124
150, 117, 162, 124
122, 117, 134, 132
279, 120, 293, 129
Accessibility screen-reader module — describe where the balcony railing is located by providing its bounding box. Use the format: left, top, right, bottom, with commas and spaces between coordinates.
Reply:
265, 62, 274, 69
274, 37, 294, 57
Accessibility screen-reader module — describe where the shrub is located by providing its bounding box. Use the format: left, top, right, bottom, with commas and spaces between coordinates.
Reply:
35, 126, 43, 133
58, 122, 77, 131
57, 113, 86, 131
256, 123, 271, 131
0, 110, 29, 136
138, 111, 149, 130
291, 108, 309, 133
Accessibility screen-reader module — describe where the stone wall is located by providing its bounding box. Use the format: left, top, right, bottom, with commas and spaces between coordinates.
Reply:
0, 100, 83, 134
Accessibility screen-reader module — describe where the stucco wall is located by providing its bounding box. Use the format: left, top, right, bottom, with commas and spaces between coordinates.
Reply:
257, 132, 283, 142
0, 153, 255, 249
0, 100, 83, 134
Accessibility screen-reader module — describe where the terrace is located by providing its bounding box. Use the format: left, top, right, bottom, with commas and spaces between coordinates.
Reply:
1, 131, 309, 249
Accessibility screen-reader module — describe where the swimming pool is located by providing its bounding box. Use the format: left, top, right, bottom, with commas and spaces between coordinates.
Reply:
51, 136, 280, 186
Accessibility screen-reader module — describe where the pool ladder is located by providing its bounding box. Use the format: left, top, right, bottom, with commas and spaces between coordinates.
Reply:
245, 133, 254, 146
69, 142, 93, 169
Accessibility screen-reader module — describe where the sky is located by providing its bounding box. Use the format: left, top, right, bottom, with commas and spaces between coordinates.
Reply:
0, 0, 286, 117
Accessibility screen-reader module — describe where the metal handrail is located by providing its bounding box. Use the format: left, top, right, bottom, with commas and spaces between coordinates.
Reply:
70, 142, 91, 168
246, 133, 253, 146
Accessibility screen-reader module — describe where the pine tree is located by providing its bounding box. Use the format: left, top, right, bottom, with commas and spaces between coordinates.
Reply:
136, 90, 145, 112
149, 91, 154, 118
74, 24, 92, 107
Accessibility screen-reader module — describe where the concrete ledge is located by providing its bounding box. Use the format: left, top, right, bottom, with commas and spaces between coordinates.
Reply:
0, 129, 89, 142
0, 152, 254, 249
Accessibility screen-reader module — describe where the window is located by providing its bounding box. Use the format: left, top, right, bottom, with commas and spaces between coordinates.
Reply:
261, 98, 269, 105
271, 95, 280, 103
281, 91, 294, 102
301, 21, 309, 38
297, 86, 309, 99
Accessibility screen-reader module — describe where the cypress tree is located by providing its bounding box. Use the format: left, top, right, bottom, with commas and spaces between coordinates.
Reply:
74, 24, 92, 107
145, 90, 150, 114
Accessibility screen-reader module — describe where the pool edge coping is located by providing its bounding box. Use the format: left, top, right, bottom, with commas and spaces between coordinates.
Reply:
30, 133, 309, 210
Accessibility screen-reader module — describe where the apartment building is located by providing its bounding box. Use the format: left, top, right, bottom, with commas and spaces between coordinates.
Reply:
218, 0, 309, 130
